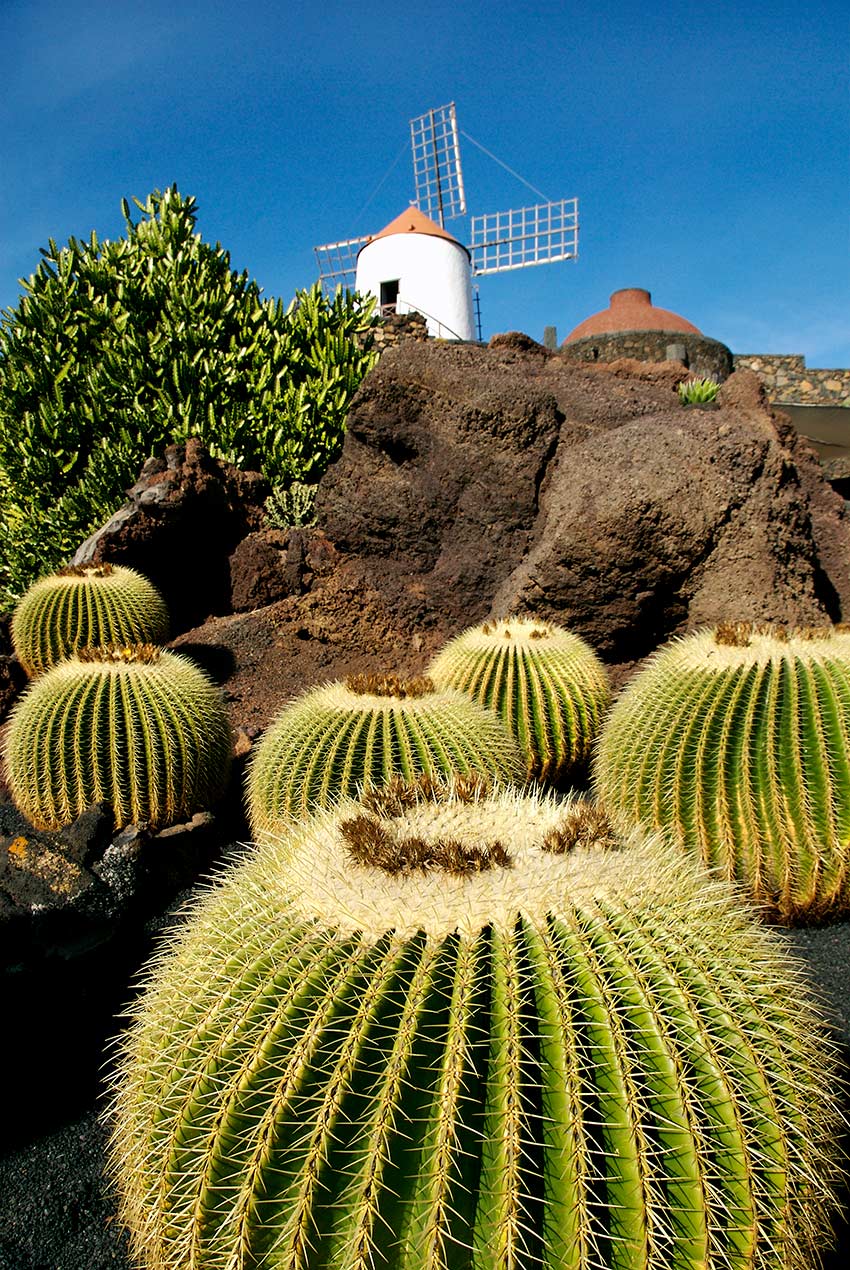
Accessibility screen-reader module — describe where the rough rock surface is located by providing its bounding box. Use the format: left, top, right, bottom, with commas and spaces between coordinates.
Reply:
72, 436, 270, 630
318, 340, 850, 662
229, 527, 320, 612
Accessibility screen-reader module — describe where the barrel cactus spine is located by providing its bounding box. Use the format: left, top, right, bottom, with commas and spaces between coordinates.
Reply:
11, 562, 170, 676
109, 777, 843, 1269
594, 621, 850, 921
3, 643, 232, 830
246, 671, 525, 831
428, 616, 611, 784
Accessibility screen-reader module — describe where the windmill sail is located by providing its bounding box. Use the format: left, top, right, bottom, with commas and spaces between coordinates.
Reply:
470, 198, 579, 275
313, 235, 371, 293
410, 102, 466, 226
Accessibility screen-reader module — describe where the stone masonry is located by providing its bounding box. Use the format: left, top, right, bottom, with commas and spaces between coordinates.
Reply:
733, 354, 850, 406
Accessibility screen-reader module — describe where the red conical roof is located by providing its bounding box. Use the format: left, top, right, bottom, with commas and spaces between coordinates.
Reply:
564, 288, 701, 342
359, 206, 469, 257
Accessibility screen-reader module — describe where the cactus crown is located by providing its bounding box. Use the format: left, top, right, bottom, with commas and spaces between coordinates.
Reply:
428, 614, 611, 784
594, 622, 850, 920
11, 562, 170, 676
713, 620, 850, 648
56, 562, 114, 578
75, 642, 162, 665
344, 671, 434, 698
271, 782, 647, 942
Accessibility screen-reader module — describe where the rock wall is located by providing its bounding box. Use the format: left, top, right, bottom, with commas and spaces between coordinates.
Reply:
560, 330, 733, 381
318, 337, 850, 665
733, 354, 850, 405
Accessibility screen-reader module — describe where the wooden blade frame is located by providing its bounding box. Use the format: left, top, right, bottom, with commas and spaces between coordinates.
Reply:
313, 236, 371, 293
470, 198, 579, 275
410, 102, 467, 227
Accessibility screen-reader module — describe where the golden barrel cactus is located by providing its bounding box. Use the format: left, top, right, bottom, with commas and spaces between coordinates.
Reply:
594, 622, 850, 920
428, 617, 610, 783
3, 644, 232, 830
109, 779, 842, 1269
11, 563, 169, 676
246, 673, 524, 831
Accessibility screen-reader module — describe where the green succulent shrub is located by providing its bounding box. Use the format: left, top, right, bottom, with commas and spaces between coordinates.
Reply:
109, 778, 842, 1270
0, 187, 377, 608
3, 644, 232, 830
246, 673, 524, 831
428, 616, 610, 783
677, 376, 720, 404
262, 479, 318, 530
594, 621, 850, 921
11, 562, 169, 676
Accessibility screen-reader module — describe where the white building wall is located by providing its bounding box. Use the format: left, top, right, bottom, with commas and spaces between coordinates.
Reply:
355, 233, 475, 341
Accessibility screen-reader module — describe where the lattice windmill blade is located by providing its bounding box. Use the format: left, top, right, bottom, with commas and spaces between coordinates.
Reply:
410, 102, 466, 227
313, 235, 372, 295
470, 198, 579, 276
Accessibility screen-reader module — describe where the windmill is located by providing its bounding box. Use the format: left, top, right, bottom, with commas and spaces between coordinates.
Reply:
313, 103, 578, 341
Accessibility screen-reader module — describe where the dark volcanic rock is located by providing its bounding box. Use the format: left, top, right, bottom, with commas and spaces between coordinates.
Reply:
72, 437, 270, 632
229, 527, 316, 611
317, 342, 850, 662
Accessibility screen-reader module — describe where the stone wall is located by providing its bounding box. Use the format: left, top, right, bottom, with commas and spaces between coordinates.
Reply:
733, 354, 850, 405
369, 310, 429, 351
559, 330, 733, 380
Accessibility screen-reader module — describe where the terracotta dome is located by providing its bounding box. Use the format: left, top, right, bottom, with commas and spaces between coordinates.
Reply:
564, 288, 701, 342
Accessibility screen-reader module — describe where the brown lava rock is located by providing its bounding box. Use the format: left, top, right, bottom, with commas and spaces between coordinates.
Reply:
318, 342, 850, 662
72, 437, 269, 631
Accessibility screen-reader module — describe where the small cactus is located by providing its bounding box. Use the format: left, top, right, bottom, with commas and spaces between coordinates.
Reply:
109, 779, 843, 1269
594, 622, 850, 920
3, 644, 232, 830
11, 563, 170, 676
428, 616, 611, 783
246, 673, 524, 831
678, 375, 720, 404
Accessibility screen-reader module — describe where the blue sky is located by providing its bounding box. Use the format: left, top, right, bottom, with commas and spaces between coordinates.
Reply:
1, 0, 847, 364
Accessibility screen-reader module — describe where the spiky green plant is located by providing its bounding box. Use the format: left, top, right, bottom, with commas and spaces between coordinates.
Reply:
594, 621, 850, 921
109, 778, 843, 1270
677, 376, 720, 404
263, 480, 318, 530
10, 563, 170, 676
428, 617, 611, 783
246, 673, 524, 831
3, 644, 232, 830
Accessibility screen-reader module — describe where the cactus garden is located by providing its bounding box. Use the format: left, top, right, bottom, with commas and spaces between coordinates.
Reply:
2, 340, 850, 1266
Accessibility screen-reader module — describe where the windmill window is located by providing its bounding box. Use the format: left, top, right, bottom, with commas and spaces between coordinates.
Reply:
380, 279, 400, 315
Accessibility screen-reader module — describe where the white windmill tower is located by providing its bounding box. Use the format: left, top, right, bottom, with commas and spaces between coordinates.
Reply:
313, 103, 578, 341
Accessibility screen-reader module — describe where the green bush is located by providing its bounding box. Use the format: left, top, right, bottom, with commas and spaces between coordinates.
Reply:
0, 187, 377, 608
